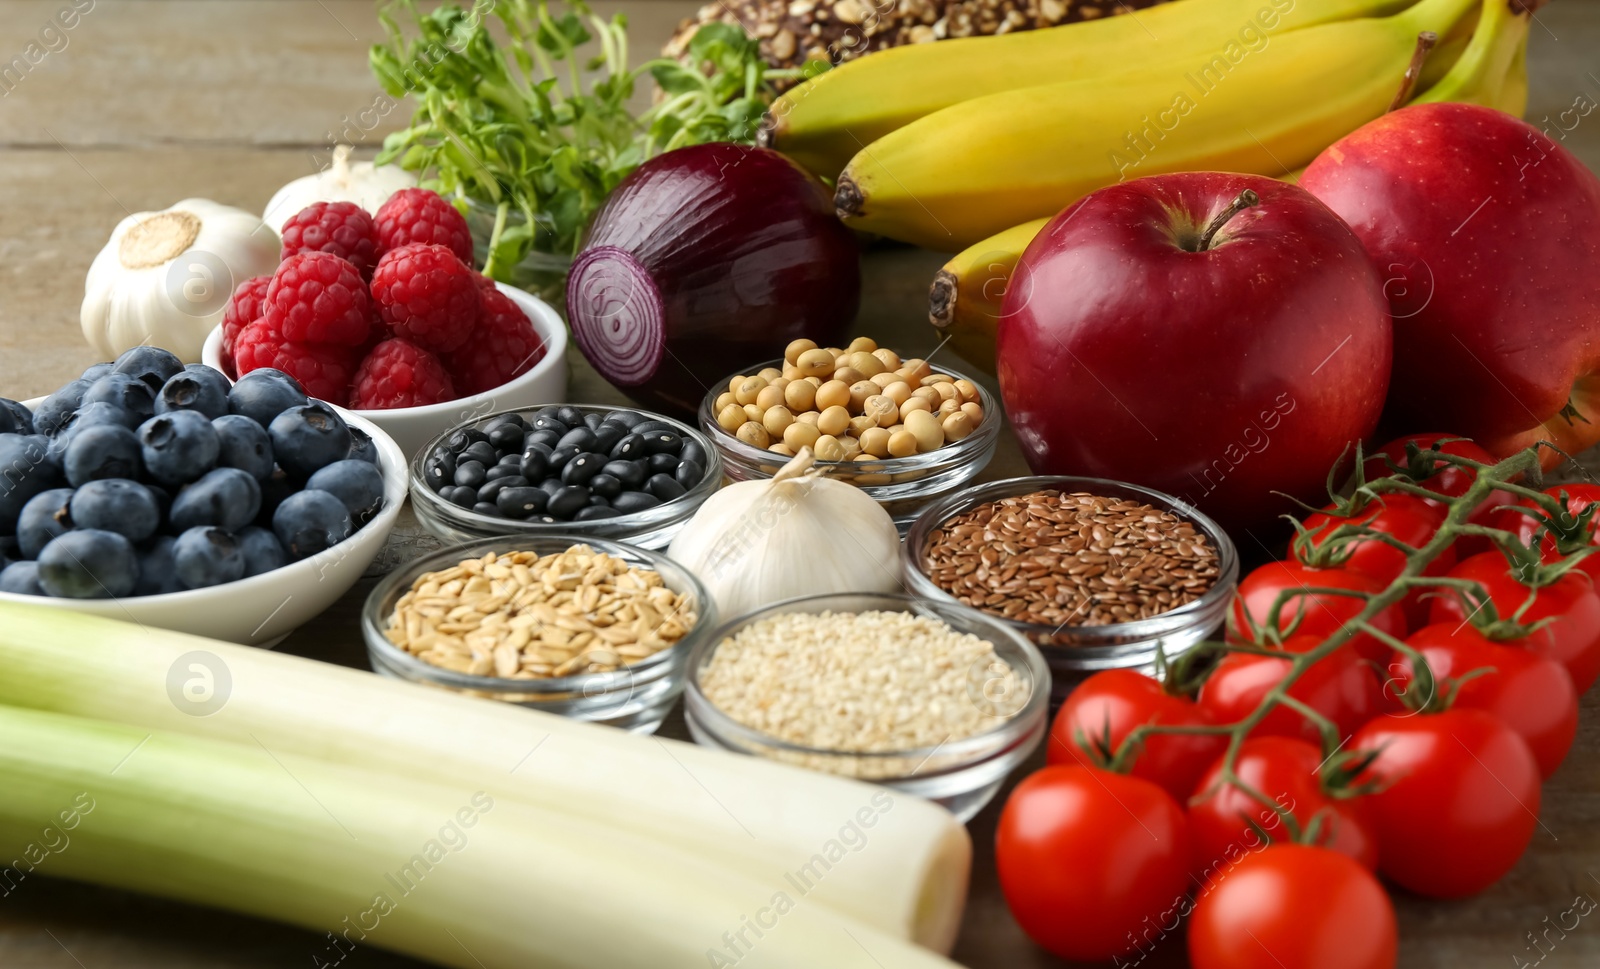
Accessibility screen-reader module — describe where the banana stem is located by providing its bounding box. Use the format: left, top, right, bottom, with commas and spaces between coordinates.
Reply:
1389, 31, 1440, 111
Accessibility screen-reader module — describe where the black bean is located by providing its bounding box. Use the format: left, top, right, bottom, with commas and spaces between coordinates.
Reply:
498, 451, 523, 466
477, 478, 517, 503
519, 443, 552, 480
632, 420, 675, 436
582, 413, 605, 431
561, 452, 608, 486
488, 412, 527, 429
555, 406, 586, 428
675, 459, 705, 489
593, 423, 626, 454
605, 410, 647, 429
610, 433, 646, 460
587, 495, 611, 507
612, 491, 662, 514
647, 473, 687, 502
445, 428, 488, 452
530, 415, 568, 436
472, 502, 504, 518
549, 445, 581, 470
462, 441, 498, 466
679, 439, 708, 468
575, 505, 621, 521
648, 452, 679, 474
532, 405, 562, 421
496, 486, 548, 518
643, 431, 683, 456
557, 426, 598, 451
588, 472, 622, 499
487, 423, 524, 452
547, 485, 590, 519
454, 460, 487, 489
601, 460, 646, 488
446, 486, 478, 508
539, 478, 565, 496
524, 429, 562, 450
485, 464, 523, 481
424, 454, 457, 491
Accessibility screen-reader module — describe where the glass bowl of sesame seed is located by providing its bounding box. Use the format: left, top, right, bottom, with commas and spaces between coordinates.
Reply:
682, 592, 1050, 821
901, 476, 1240, 698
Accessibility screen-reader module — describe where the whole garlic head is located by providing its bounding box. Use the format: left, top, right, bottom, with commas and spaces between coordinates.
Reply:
263, 145, 416, 233
80, 198, 280, 363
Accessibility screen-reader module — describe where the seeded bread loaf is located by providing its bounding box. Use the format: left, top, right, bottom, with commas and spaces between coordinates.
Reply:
665, 0, 1178, 89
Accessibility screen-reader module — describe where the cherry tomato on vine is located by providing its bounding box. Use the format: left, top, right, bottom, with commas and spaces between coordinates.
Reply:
1187, 736, 1378, 878
1046, 669, 1224, 801
997, 765, 1192, 963
1189, 843, 1397, 969
1198, 634, 1385, 747
1364, 433, 1516, 557
1428, 550, 1600, 691
1487, 483, 1600, 584
1230, 560, 1409, 665
1297, 494, 1447, 586
1350, 708, 1541, 898
1392, 622, 1577, 778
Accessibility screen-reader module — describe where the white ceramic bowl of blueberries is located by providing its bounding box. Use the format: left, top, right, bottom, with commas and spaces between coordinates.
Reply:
0, 347, 406, 647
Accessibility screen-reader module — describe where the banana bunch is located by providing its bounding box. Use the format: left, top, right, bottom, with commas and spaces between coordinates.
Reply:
924, 0, 1533, 373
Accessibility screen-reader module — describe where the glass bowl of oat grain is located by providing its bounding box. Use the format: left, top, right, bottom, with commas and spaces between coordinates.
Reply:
683, 592, 1049, 821
902, 476, 1239, 699
363, 535, 713, 733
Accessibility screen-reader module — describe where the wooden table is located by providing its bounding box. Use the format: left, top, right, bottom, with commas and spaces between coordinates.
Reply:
3, 2, 1600, 966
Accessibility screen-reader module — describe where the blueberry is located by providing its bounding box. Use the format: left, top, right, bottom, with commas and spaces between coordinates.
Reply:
486, 422, 524, 452
495, 486, 548, 518
0, 398, 34, 436
173, 527, 245, 590
36, 529, 138, 598
256, 468, 296, 526
1, 434, 60, 536
424, 452, 457, 492
549, 445, 580, 470
133, 536, 183, 596
519, 444, 551, 481
601, 460, 646, 489
82, 372, 156, 423
113, 346, 184, 391
156, 369, 230, 420
229, 368, 308, 428
461, 441, 498, 467
556, 426, 598, 452
648, 452, 679, 475
32, 380, 90, 437
236, 526, 287, 577
139, 411, 221, 486
647, 473, 687, 502
555, 406, 586, 428
575, 505, 621, 521
445, 485, 477, 508
145, 483, 172, 526
675, 459, 706, 490
611, 491, 662, 514
472, 502, 504, 517
272, 489, 353, 560
64, 399, 139, 433
588, 473, 622, 499
561, 452, 607, 486
170, 468, 262, 532
524, 429, 561, 450
305, 460, 385, 519
80, 362, 114, 382
213, 414, 275, 480
70, 479, 161, 544
0, 560, 44, 595
17, 488, 75, 558
644, 431, 683, 456
64, 424, 141, 487
347, 427, 380, 465
454, 460, 487, 489
547, 485, 590, 519
610, 433, 646, 461
268, 402, 351, 481
680, 440, 709, 468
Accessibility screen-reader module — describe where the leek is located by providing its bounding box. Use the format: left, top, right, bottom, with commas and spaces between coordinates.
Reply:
0, 603, 969, 952
0, 704, 962, 969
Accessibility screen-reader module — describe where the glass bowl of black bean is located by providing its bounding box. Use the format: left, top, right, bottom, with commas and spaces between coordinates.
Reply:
411, 405, 723, 550
902, 475, 1239, 699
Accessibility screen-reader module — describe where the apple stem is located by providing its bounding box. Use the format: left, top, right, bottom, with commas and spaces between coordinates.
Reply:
1388, 31, 1439, 112
1197, 189, 1261, 251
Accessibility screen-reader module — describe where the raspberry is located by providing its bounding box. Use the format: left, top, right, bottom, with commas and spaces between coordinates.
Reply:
221, 275, 272, 376
350, 339, 456, 409
280, 201, 380, 278
374, 188, 473, 264
447, 286, 547, 396
234, 318, 359, 403
370, 243, 480, 354
264, 252, 371, 347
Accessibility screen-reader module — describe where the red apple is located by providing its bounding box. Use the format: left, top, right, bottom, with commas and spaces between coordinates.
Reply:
1301, 102, 1600, 467
996, 172, 1391, 532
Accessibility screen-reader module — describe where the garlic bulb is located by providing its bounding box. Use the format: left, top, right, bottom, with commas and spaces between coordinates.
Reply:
80, 198, 280, 362
263, 145, 416, 232
668, 449, 902, 620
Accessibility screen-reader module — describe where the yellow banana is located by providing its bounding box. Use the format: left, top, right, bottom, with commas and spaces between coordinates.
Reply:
1497, 39, 1529, 116
926, 218, 1050, 373
764, 0, 1423, 177
1411, 0, 1528, 108
836, 0, 1483, 250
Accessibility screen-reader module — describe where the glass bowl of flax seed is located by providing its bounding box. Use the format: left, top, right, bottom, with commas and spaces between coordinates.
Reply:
902, 476, 1238, 698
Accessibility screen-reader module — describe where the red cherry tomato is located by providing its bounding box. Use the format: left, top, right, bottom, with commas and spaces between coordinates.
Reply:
1392, 622, 1578, 778
1351, 708, 1541, 898
1428, 550, 1600, 691
1230, 560, 1409, 665
1198, 635, 1385, 747
1189, 844, 1397, 969
997, 765, 1192, 963
1364, 435, 1517, 559
1047, 669, 1224, 801
1487, 483, 1600, 584
1297, 494, 1446, 586
1187, 736, 1378, 878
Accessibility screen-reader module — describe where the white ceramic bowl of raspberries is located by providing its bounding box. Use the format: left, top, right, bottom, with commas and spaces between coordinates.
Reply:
201, 187, 568, 461
0, 348, 407, 647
